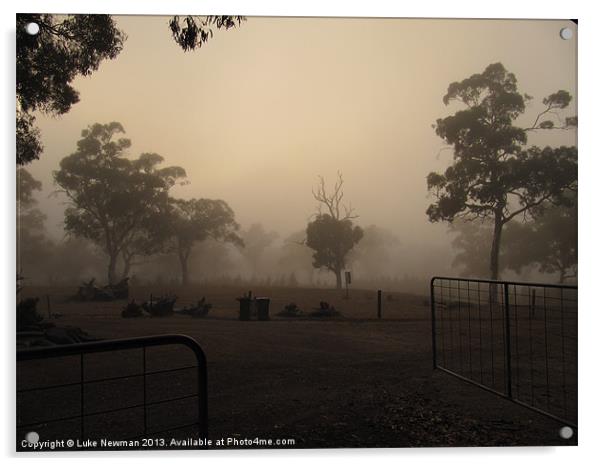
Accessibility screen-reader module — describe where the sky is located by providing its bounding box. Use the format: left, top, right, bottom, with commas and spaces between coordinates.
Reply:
26, 16, 577, 257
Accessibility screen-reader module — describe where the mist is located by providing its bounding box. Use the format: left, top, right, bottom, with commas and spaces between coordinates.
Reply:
15, 15, 580, 449
19, 16, 577, 292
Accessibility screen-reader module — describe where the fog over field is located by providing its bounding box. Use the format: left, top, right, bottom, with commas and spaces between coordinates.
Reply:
20, 17, 576, 288
15, 15, 580, 450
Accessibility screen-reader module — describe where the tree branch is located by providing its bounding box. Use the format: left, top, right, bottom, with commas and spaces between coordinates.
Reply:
312, 171, 358, 220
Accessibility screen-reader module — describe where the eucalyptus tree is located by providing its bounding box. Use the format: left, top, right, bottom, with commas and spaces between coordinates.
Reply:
156, 198, 243, 285
54, 122, 186, 284
427, 63, 577, 280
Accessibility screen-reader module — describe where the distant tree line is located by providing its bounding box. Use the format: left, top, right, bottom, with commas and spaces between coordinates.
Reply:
19, 157, 417, 290
17, 168, 107, 283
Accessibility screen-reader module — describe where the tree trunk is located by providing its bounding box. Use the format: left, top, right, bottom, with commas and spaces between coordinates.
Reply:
488, 210, 504, 305
334, 267, 342, 290
108, 252, 118, 285
122, 253, 132, 280
489, 210, 504, 280
179, 254, 189, 286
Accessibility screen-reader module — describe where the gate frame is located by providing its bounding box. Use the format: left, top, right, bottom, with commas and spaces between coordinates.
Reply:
17, 334, 208, 447
430, 276, 577, 429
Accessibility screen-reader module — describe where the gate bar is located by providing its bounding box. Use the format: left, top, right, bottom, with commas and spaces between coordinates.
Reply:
17, 334, 208, 442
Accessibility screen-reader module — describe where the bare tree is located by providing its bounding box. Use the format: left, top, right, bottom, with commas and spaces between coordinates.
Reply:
312, 171, 358, 221
306, 172, 363, 289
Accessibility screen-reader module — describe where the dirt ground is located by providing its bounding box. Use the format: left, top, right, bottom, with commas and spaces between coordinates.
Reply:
16, 285, 577, 449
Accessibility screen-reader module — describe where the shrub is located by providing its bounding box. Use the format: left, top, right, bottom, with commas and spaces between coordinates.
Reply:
121, 300, 144, 318
277, 302, 303, 317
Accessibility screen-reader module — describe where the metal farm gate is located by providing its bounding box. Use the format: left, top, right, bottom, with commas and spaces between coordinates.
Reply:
17, 334, 208, 450
430, 277, 577, 428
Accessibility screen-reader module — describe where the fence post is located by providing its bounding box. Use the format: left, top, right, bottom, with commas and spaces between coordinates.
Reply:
503, 283, 513, 399
377, 290, 382, 319
430, 278, 437, 369
80, 353, 85, 438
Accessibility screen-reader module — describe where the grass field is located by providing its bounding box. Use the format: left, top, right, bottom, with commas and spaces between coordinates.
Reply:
16, 284, 577, 449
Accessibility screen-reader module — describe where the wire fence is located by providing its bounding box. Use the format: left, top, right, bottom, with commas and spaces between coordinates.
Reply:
430, 276, 577, 428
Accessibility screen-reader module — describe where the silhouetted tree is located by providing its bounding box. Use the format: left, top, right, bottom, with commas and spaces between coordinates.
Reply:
190, 239, 236, 281
17, 168, 41, 207
16, 14, 125, 165
306, 173, 363, 289
504, 197, 577, 283
239, 223, 278, 275
156, 198, 243, 285
427, 63, 577, 280
349, 225, 402, 278
17, 169, 53, 278
169, 16, 245, 51
451, 195, 577, 284
279, 230, 315, 284
17, 169, 108, 284
54, 123, 186, 284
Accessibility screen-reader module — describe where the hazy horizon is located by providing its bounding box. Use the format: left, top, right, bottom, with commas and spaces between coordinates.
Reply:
22, 16, 577, 283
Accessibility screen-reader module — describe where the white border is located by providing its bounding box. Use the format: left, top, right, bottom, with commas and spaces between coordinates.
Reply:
2, 1, 601, 465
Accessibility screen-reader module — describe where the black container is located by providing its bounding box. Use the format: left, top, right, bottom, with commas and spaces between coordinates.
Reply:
256, 298, 270, 321
237, 297, 252, 321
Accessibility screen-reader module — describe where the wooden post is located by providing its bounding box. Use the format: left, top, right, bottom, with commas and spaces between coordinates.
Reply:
377, 290, 382, 319
46, 295, 51, 319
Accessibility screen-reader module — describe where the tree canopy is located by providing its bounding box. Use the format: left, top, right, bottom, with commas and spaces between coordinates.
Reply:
503, 197, 577, 283
239, 223, 278, 275
306, 214, 364, 289
16, 14, 125, 165
17, 168, 42, 207
169, 16, 245, 51
155, 198, 243, 285
16, 14, 244, 165
427, 63, 577, 280
54, 122, 186, 284
17, 169, 52, 278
